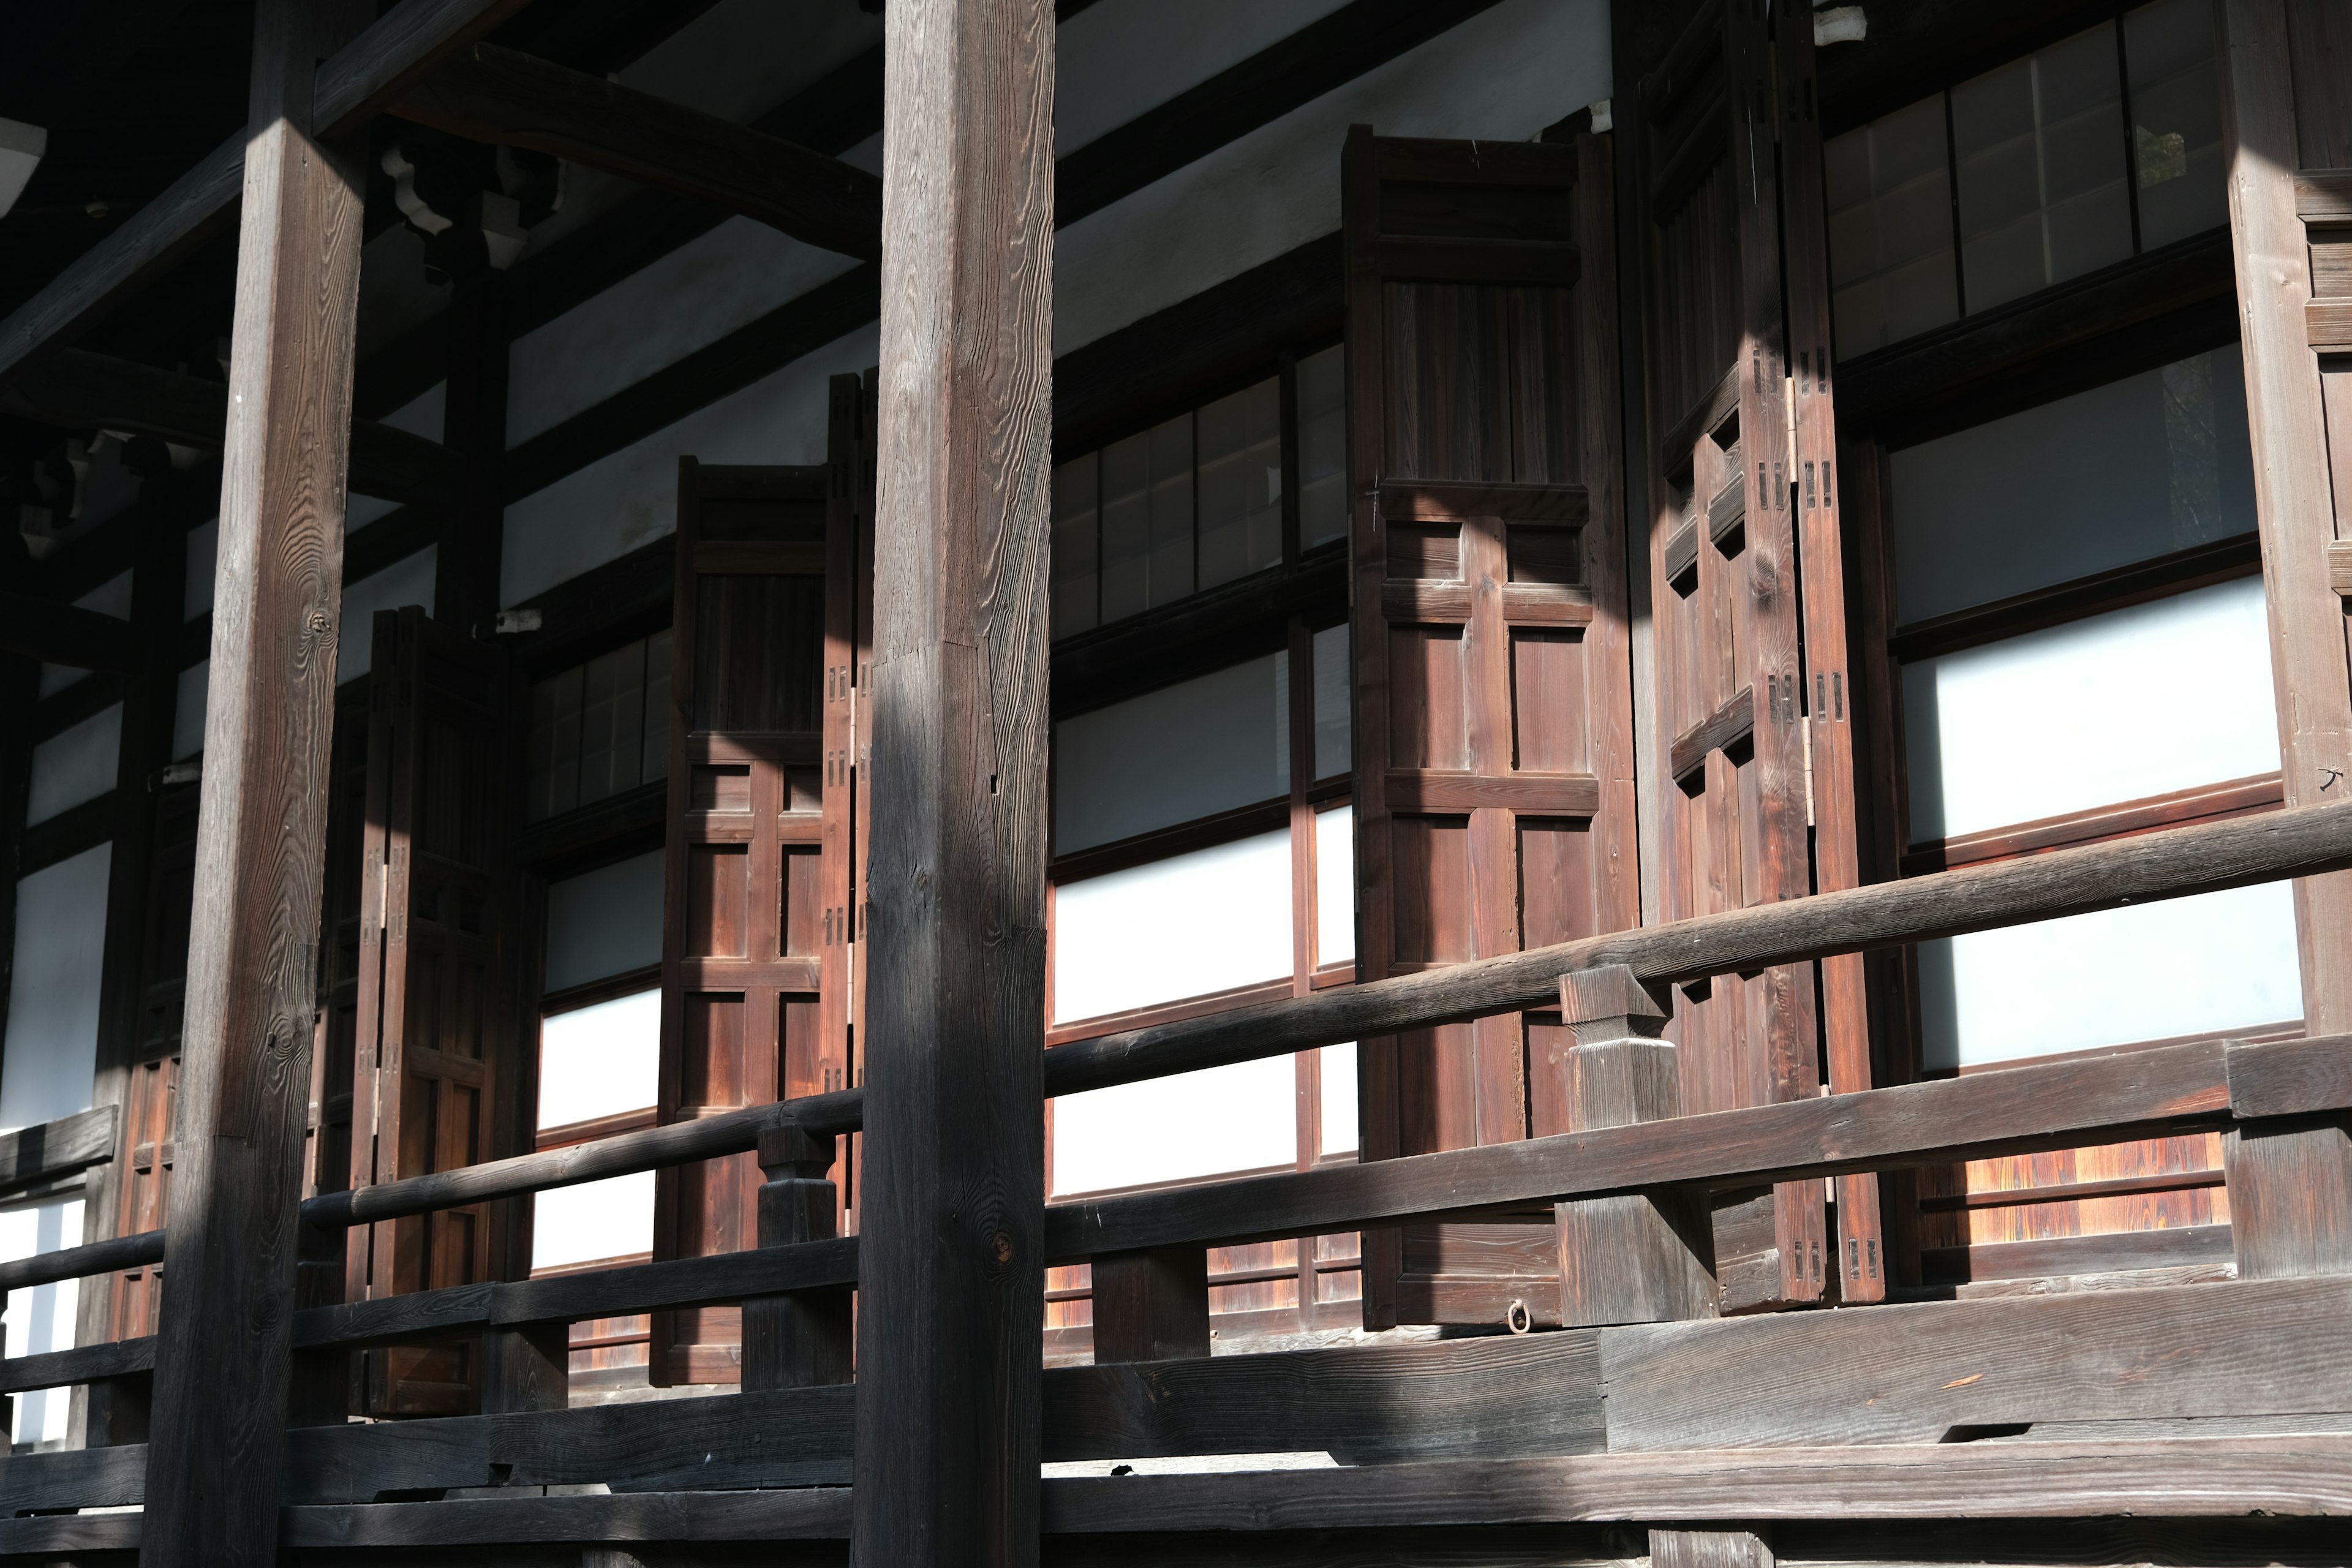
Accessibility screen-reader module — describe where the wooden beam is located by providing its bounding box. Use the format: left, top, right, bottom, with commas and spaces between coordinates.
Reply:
854, 0, 1054, 1562
391, 42, 883, 258
0, 0, 528, 383
0, 1106, 116, 1196
0, 590, 135, 671
138, 1, 369, 1561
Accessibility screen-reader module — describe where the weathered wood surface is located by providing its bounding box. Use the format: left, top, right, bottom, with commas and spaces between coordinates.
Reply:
1089, 1248, 1212, 1364
0, 1513, 145, 1558
141, 2, 368, 1559
0, 0, 524, 383
1038, 1438, 2352, 1529
1044, 1039, 2235, 1260
281, 1487, 854, 1547
394, 44, 882, 258
284, 1387, 854, 1502
1044, 1332, 1604, 1465
289, 1236, 856, 1351
2221, 0, 2352, 1032
2227, 1117, 2352, 1277
2230, 1034, 2352, 1118
0, 1443, 148, 1518
0, 1104, 116, 1191
0, 1332, 154, 1396
1597, 1276, 2352, 1450
856, 0, 1055, 1561
1044, 800, 2352, 1095
1652, 1530, 1772, 1568
0, 1227, 163, 1295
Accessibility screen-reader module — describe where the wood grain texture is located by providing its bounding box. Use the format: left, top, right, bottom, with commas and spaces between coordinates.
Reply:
393, 43, 882, 258
2220, 0, 2352, 1034
0, 1106, 117, 1194
1088, 1248, 1212, 1363
0, 1227, 163, 1295
2226, 1116, 2352, 1276
1598, 1275, 2352, 1449
1043, 1039, 2233, 1260
2230, 1033, 2352, 1117
0, 1333, 155, 1396
1652, 1530, 1771, 1568
855, 0, 1055, 1559
281, 1487, 854, 1548
140, 2, 369, 1559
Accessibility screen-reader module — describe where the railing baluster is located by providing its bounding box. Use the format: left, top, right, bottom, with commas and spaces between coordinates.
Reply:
741, 1126, 852, 1389
1089, 1246, 1211, 1363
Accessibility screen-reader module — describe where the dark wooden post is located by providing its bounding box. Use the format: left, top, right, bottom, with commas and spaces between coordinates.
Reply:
742, 1125, 853, 1389
1553, 965, 1716, 1326
436, 266, 505, 635
138, 1, 367, 1560
851, 0, 1054, 1560
1090, 1248, 1210, 1363
1653, 1528, 1774, 1568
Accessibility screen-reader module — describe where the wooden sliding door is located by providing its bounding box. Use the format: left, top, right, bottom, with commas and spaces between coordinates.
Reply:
345, 607, 529, 1415
1343, 127, 1640, 1328
1632, 0, 1879, 1308
650, 375, 873, 1384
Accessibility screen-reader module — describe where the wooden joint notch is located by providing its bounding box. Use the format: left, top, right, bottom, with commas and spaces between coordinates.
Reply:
1669, 685, 1755, 786
2328, 540, 2352, 598
1553, 966, 1717, 1327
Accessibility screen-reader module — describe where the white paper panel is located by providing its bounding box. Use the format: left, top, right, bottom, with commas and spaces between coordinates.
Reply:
1, 1197, 83, 1443
1904, 576, 2277, 842
532, 1172, 656, 1270
538, 990, 661, 1131
26, 703, 120, 825
173, 660, 209, 761
1051, 1055, 1295, 1196
1918, 881, 2301, 1069
1057, 657, 1287, 853
1054, 829, 1292, 1024
1319, 1042, 1358, 1156
1, 846, 108, 1134
1314, 804, 1354, 966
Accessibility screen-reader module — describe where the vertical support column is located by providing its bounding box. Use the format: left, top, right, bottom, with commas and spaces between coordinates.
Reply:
853, 0, 1055, 1562
742, 1125, 853, 1389
140, 1, 365, 1560
287, 1210, 351, 1427
2221, 0, 2352, 1033
1553, 966, 1716, 1327
1090, 1249, 1210, 1363
436, 268, 506, 635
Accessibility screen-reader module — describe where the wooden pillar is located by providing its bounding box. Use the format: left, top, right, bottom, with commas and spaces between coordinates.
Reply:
851, 0, 1054, 1560
436, 266, 505, 634
1553, 965, 1716, 1327
2220, 0, 2352, 1033
1090, 1248, 1210, 1363
742, 1125, 853, 1389
139, 1, 366, 1561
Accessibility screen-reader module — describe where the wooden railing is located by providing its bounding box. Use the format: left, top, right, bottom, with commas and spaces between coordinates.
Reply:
1, 800, 2350, 1547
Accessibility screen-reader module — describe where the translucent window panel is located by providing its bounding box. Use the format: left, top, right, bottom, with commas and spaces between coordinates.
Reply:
1314, 804, 1355, 966
578, 639, 651, 805
173, 660, 208, 761
532, 1170, 655, 1269
2125, 0, 2228, 249
0, 845, 108, 1133
1888, 347, 2255, 623
1952, 24, 2133, 312
1050, 1054, 1295, 1196
27, 702, 121, 826
1, 1197, 84, 1444
1917, 881, 2301, 1069
1197, 377, 1284, 589
538, 989, 661, 1128
1055, 653, 1287, 852
184, 516, 218, 620
1099, 414, 1194, 622
1053, 829, 1293, 1023
526, 665, 586, 821
545, 851, 665, 990
1312, 622, 1352, 780
1904, 576, 2278, 842
1052, 453, 1100, 640
1319, 1042, 1358, 1155
1297, 344, 1348, 549
1823, 95, 1961, 353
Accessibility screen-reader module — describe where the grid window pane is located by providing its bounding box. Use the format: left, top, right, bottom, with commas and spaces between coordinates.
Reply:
1099, 430, 1152, 622
1196, 377, 1283, 590
1823, 95, 1959, 353
1145, 414, 1194, 609
1297, 345, 1347, 549
1953, 24, 2133, 312
1052, 454, 1100, 640
2125, 0, 2228, 249
643, 630, 672, 785
579, 641, 647, 806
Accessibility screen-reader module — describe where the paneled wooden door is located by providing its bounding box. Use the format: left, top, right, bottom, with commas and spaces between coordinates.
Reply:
1343, 127, 1640, 1329
346, 606, 529, 1415
1634, 0, 1878, 1308
650, 375, 872, 1384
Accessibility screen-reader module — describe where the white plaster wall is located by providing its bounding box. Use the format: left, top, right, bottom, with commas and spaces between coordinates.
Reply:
1056, 0, 1355, 154
26, 703, 120, 825
544, 851, 665, 992
0, 845, 108, 1133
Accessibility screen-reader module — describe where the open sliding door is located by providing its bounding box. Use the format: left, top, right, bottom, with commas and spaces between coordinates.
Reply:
650, 379, 872, 1384
345, 607, 529, 1414
1634, 0, 1879, 1309
1344, 127, 1639, 1328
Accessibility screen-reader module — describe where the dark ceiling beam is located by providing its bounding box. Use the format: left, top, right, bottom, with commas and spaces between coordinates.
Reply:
0, 589, 136, 671
0, 346, 466, 504
389, 42, 883, 259
0, 0, 538, 384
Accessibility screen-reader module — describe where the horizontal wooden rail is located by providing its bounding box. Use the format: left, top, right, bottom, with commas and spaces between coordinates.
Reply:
0, 1104, 116, 1197
0, 1227, 161, 1294
1041, 1035, 2258, 1261
0, 1333, 153, 1396
199, 801, 2352, 1240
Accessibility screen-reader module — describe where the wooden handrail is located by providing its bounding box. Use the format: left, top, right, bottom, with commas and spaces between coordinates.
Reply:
0, 1228, 162, 1294
288, 797, 2352, 1229
0, 1104, 117, 1199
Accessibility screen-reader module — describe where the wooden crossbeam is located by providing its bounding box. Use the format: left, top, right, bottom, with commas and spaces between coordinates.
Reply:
0, 592, 138, 671
0, 0, 532, 383
390, 43, 883, 258
0, 348, 464, 503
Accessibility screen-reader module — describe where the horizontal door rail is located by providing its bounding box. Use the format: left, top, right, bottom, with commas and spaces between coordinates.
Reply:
293, 801, 2352, 1230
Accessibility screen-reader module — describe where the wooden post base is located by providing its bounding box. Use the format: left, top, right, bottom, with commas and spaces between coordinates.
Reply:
2226, 1113, 2352, 1277
1091, 1245, 1211, 1363
483, 1322, 568, 1414
742, 1125, 853, 1390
